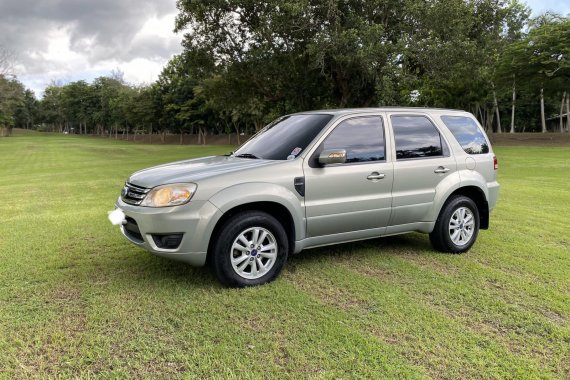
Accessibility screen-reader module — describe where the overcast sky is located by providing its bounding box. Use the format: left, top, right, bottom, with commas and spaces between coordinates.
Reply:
0, 0, 182, 96
1, 0, 569, 98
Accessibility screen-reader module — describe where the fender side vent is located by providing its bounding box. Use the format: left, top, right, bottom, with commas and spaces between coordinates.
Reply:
294, 177, 305, 197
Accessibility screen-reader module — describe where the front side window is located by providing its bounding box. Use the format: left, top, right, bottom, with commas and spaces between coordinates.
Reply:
392, 116, 445, 159
322, 116, 385, 163
234, 114, 333, 160
441, 116, 489, 154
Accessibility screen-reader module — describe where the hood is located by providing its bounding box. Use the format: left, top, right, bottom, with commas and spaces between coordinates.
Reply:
128, 155, 277, 188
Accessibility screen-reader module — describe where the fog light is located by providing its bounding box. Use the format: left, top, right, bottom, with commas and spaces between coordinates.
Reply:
152, 234, 183, 249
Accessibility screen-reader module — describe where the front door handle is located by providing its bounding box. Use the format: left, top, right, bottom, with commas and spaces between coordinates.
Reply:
367, 172, 385, 180
434, 166, 451, 174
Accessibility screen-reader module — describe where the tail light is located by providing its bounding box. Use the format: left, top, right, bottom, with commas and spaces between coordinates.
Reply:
493, 155, 498, 170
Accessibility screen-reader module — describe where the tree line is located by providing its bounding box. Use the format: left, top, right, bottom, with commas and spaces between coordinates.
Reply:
1, 0, 569, 139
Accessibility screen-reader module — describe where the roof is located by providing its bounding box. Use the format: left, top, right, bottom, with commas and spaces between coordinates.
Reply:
293, 107, 467, 116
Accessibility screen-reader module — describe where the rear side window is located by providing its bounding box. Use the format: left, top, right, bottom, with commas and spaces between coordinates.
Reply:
391, 116, 446, 159
323, 116, 385, 163
441, 116, 489, 154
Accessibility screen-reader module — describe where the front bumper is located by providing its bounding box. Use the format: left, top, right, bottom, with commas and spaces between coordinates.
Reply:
115, 198, 223, 266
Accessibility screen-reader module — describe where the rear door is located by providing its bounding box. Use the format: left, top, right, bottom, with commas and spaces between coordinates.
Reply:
303, 115, 394, 237
387, 113, 457, 226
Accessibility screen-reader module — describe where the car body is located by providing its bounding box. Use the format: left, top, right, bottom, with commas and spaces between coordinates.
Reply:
111, 108, 499, 286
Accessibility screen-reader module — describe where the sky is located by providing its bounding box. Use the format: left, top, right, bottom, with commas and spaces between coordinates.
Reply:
0, 0, 183, 96
0, 0, 569, 98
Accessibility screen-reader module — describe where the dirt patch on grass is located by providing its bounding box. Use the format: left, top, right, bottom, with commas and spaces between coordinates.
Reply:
284, 270, 371, 312
14, 285, 88, 378
490, 132, 570, 146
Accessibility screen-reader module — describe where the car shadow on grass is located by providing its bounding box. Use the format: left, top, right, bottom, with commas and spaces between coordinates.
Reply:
288, 233, 438, 267
99, 233, 438, 289
95, 248, 222, 290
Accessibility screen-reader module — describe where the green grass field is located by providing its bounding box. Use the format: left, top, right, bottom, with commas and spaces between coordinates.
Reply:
0, 131, 568, 379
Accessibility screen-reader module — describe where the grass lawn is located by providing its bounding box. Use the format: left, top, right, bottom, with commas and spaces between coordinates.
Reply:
0, 131, 568, 379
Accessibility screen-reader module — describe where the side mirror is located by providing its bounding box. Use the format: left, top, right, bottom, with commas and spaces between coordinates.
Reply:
318, 149, 347, 165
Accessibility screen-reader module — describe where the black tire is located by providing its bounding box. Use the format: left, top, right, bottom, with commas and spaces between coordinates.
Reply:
210, 211, 289, 287
429, 195, 480, 254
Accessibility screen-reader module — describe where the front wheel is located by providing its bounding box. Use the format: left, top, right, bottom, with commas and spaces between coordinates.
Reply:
430, 195, 480, 253
210, 211, 289, 287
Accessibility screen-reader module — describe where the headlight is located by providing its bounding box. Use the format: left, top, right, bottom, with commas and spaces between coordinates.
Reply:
141, 183, 197, 207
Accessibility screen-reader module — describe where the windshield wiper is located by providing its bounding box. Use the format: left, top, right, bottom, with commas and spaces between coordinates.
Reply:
234, 153, 260, 159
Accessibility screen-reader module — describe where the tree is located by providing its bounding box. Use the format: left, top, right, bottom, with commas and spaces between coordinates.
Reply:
0, 75, 25, 136
0, 45, 15, 76
0, 46, 25, 137
173, 0, 530, 131
496, 13, 570, 132
14, 89, 39, 129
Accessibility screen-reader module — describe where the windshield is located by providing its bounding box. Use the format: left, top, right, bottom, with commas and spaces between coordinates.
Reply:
233, 114, 333, 160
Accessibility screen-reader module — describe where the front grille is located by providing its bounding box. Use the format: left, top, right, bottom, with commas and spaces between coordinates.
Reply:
121, 182, 151, 205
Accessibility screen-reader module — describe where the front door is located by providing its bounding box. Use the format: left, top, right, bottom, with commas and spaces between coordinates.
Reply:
303, 115, 394, 238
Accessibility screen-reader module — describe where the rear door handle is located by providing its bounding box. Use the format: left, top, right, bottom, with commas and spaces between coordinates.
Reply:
434, 166, 450, 174
367, 172, 385, 180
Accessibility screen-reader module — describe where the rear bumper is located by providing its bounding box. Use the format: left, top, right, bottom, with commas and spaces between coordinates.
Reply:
487, 181, 500, 211
115, 198, 223, 266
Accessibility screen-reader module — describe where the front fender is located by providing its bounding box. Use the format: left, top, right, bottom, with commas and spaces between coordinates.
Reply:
208, 183, 306, 241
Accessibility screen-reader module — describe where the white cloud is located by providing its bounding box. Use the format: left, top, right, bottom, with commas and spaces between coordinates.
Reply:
524, 0, 570, 16
117, 58, 166, 86
0, 1, 182, 97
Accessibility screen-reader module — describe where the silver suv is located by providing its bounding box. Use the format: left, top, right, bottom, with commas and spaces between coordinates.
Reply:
110, 108, 499, 287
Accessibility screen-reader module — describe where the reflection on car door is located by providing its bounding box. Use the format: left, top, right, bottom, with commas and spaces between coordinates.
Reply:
303, 115, 394, 238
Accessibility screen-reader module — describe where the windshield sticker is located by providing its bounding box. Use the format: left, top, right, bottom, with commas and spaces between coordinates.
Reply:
290, 147, 302, 156
286, 155, 296, 160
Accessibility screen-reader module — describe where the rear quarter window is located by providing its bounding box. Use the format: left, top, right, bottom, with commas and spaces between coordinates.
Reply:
441, 116, 489, 154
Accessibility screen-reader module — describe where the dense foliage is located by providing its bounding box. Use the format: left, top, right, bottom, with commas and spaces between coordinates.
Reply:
1, 1, 570, 138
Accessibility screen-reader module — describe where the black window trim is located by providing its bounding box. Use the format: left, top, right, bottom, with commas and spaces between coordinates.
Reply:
309, 115, 387, 168
389, 113, 452, 162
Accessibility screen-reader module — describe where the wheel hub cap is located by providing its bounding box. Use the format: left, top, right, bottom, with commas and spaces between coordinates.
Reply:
449, 207, 475, 247
230, 227, 278, 280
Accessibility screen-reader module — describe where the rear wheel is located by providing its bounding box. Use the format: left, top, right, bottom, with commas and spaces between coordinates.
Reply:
430, 195, 480, 253
210, 211, 288, 287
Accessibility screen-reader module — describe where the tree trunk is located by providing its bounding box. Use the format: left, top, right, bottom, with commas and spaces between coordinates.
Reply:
234, 123, 240, 145
510, 76, 516, 133
560, 91, 566, 133
540, 87, 546, 133
566, 92, 570, 132
492, 82, 502, 133
180, 132, 184, 145
485, 107, 494, 133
